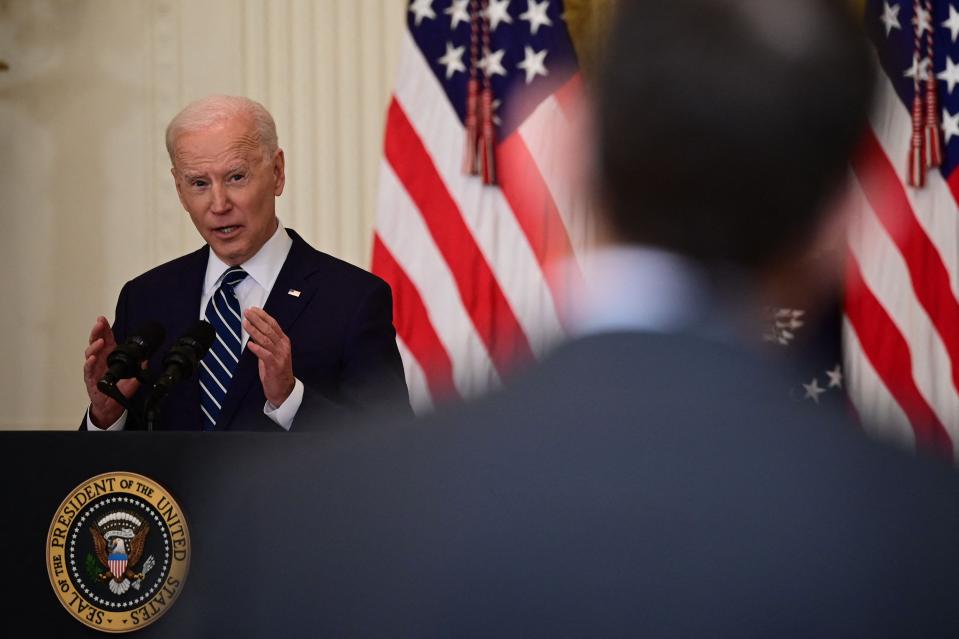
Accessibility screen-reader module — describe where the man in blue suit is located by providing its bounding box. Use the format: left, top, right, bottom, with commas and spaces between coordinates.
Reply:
81, 95, 410, 431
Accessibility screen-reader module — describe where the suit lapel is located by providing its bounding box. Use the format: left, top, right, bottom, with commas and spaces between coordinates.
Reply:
216, 230, 322, 430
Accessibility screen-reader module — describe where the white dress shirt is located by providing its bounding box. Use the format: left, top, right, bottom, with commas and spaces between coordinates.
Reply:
87, 220, 304, 431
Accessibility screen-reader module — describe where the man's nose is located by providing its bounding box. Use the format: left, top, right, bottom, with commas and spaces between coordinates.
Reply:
210, 182, 231, 214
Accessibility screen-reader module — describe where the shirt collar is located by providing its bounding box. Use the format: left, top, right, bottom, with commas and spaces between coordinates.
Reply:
564, 244, 756, 345
567, 245, 711, 337
203, 219, 293, 294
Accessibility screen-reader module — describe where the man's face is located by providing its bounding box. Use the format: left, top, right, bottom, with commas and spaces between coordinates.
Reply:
171, 115, 285, 265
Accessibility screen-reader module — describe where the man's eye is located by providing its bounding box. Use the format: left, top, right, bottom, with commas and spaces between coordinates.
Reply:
229, 173, 245, 182
192, 179, 207, 188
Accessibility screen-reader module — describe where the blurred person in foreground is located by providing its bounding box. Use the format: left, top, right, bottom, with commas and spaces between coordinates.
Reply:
222, 0, 959, 635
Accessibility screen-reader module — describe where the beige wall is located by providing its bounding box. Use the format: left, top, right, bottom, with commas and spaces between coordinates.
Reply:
0, 0, 405, 428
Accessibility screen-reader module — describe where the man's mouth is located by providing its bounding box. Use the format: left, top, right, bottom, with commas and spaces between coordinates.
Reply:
213, 225, 241, 237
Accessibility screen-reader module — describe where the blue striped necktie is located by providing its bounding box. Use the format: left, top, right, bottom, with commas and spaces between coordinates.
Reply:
198, 267, 248, 430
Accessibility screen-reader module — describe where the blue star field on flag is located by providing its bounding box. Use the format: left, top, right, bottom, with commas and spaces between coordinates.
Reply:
866, 0, 959, 178
407, 0, 579, 138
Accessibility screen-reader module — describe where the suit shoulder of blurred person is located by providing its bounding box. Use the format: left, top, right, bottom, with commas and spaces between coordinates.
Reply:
230, 326, 959, 637
401, 331, 959, 636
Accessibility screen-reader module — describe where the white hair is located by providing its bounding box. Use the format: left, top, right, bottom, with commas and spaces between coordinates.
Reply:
165, 95, 278, 164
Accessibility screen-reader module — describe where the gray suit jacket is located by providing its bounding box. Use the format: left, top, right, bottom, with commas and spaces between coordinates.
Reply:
224, 330, 959, 636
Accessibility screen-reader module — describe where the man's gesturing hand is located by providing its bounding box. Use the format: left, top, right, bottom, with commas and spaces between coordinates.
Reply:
83, 316, 140, 428
243, 307, 295, 407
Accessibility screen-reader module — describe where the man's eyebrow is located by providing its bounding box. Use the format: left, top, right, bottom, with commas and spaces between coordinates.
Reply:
180, 162, 249, 181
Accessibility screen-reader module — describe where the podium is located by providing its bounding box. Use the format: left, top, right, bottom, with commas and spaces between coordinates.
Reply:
2, 431, 324, 636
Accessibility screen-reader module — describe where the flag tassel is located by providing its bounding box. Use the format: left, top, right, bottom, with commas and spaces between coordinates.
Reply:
463, 78, 480, 175
910, 93, 926, 187
924, 75, 943, 169
925, 119, 943, 169
479, 87, 496, 184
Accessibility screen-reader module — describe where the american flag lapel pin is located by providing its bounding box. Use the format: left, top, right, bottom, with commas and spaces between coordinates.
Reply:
288, 289, 301, 298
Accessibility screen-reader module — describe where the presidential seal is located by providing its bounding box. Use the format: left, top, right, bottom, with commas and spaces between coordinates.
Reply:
46, 472, 190, 633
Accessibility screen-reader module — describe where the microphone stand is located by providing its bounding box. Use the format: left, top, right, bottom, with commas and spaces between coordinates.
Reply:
144, 381, 172, 432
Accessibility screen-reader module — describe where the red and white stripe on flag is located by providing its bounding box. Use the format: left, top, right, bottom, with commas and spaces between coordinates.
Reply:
373, 2, 590, 411
846, 1, 959, 458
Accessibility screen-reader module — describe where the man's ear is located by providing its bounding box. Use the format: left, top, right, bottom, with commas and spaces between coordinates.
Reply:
273, 149, 286, 197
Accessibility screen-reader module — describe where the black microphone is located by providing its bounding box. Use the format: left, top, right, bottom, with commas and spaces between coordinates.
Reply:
144, 321, 214, 431
97, 321, 166, 392
153, 320, 215, 394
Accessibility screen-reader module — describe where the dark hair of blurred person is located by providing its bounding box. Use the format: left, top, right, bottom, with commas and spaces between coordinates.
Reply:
597, 0, 873, 270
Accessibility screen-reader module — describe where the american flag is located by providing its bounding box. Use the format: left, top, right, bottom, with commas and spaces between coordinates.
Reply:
372, 0, 589, 411
847, 0, 959, 457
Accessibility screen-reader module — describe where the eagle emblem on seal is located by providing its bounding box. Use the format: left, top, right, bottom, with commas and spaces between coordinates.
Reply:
89, 511, 150, 595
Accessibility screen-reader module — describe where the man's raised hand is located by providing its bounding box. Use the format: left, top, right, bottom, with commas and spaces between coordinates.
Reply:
83, 316, 139, 428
